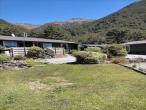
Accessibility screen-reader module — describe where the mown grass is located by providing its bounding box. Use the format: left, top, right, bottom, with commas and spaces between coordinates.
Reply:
0, 64, 146, 110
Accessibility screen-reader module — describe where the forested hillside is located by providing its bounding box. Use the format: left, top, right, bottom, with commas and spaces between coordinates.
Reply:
0, 19, 29, 36
0, 0, 146, 44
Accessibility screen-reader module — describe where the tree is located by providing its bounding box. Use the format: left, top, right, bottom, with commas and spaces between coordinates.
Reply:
106, 29, 127, 44
102, 44, 128, 58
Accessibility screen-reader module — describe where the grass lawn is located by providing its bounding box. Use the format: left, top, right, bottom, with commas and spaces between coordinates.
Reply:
0, 64, 146, 110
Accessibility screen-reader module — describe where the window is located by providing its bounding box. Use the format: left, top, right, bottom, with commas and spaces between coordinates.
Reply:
3, 41, 17, 47
43, 43, 52, 48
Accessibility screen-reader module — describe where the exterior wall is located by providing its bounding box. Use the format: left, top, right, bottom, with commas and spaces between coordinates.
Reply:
0, 41, 3, 46
128, 43, 146, 55
0, 40, 78, 51
68, 43, 78, 50
52, 43, 61, 47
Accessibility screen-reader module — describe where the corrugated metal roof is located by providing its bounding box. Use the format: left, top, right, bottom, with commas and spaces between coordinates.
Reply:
0, 35, 76, 44
124, 40, 146, 45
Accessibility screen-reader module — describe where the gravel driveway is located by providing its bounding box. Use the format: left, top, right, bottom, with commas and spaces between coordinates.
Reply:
40, 54, 76, 64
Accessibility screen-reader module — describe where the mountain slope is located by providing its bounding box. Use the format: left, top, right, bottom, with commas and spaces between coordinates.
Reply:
32, 0, 146, 43
0, 19, 29, 36
87, 0, 146, 32
15, 23, 40, 30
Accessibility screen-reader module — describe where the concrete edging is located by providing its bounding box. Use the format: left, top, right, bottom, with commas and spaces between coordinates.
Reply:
119, 64, 146, 75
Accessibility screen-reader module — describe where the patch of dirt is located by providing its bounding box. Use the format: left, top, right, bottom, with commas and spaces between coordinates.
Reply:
27, 77, 74, 92
28, 81, 51, 91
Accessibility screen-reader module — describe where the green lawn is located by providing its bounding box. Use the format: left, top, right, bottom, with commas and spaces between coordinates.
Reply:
0, 64, 146, 110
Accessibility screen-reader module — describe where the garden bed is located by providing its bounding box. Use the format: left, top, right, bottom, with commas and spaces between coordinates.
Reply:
0, 61, 28, 70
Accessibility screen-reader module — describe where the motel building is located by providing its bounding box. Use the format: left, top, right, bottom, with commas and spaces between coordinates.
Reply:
124, 40, 146, 59
0, 35, 78, 57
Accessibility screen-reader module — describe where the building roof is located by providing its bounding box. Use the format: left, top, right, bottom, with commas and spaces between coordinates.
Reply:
0, 35, 76, 44
124, 40, 146, 45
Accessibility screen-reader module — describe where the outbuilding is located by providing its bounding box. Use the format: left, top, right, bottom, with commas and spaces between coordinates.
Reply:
124, 40, 146, 55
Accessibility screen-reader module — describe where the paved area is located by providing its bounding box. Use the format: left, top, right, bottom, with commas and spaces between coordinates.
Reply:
125, 54, 146, 60
125, 63, 146, 69
40, 54, 76, 64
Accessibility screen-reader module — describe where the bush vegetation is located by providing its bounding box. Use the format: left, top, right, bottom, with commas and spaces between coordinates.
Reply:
0, 54, 10, 62
112, 57, 128, 64
0, 46, 5, 54
73, 51, 107, 64
27, 46, 44, 59
85, 47, 101, 52
102, 44, 128, 58
14, 55, 25, 60
24, 58, 38, 67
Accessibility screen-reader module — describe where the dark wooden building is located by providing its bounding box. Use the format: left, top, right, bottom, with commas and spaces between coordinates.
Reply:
125, 40, 146, 55
0, 35, 78, 51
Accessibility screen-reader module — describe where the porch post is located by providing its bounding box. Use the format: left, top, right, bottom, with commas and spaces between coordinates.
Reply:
23, 41, 26, 47
66, 43, 69, 52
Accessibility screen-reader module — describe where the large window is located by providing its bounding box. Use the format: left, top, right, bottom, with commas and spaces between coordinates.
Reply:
43, 43, 52, 48
3, 41, 17, 47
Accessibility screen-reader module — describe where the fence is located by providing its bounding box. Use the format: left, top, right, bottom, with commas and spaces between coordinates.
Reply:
45, 48, 65, 58
10, 47, 65, 58
11, 47, 30, 57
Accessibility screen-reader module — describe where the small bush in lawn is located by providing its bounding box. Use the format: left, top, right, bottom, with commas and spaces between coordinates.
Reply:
85, 47, 101, 52
112, 57, 128, 64
27, 46, 44, 59
72, 51, 107, 64
14, 55, 25, 60
0, 54, 10, 63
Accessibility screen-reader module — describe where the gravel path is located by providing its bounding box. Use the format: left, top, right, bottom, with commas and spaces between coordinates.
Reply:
40, 54, 76, 64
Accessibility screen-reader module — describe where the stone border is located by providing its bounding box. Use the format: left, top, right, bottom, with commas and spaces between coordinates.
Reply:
119, 64, 146, 75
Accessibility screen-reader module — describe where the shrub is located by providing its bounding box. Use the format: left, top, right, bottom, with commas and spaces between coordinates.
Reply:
85, 47, 101, 52
0, 46, 5, 50
118, 49, 128, 56
72, 51, 107, 64
14, 55, 25, 60
111, 57, 128, 64
0, 46, 5, 54
84, 57, 99, 64
27, 46, 44, 59
0, 54, 10, 63
69, 49, 78, 54
102, 44, 127, 58
24, 58, 37, 67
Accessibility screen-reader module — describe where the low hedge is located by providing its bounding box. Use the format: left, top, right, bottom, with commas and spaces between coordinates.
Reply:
72, 51, 107, 64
